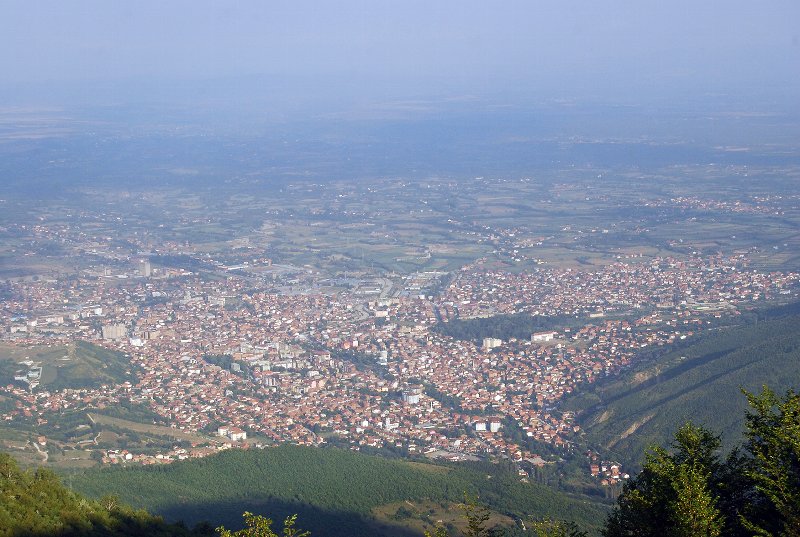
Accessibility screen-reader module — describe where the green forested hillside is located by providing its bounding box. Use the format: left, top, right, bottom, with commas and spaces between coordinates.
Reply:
0, 453, 209, 537
68, 446, 608, 536
563, 313, 800, 467
603, 387, 800, 537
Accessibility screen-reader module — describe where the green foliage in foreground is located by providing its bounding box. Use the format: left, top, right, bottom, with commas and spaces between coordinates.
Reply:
604, 386, 800, 537
565, 313, 800, 465
70, 446, 607, 536
217, 512, 309, 537
0, 453, 211, 537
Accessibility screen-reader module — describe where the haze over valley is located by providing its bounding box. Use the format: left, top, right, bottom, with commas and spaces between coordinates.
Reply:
1, 2, 799, 536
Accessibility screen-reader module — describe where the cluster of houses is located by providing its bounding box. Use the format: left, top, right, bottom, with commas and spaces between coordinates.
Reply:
0, 251, 797, 480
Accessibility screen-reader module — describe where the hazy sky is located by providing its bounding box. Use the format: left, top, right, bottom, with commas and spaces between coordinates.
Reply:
2, 1, 799, 106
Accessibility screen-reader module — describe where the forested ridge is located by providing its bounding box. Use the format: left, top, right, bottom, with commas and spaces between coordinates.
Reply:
563, 312, 800, 465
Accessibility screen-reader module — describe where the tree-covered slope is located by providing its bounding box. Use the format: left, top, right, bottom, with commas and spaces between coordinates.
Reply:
0, 453, 208, 537
69, 446, 608, 536
603, 387, 800, 537
564, 314, 800, 467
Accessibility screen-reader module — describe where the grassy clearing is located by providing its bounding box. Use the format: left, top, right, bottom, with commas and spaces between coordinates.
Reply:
0, 341, 137, 390
87, 413, 212, 444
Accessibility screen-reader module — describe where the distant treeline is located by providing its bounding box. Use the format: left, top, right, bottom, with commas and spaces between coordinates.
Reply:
201, 354, 250, 379
0, 281, 13, 300
565, 310, 800, 466
432, 313, 578, 344
424, 382, 464, 412
201, 354, 236, 370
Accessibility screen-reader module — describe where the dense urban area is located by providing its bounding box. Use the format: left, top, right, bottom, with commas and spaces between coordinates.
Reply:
2, 169, 799, 493
3, 2, 800, 535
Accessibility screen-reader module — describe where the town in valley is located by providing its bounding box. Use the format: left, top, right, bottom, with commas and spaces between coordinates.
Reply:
2, 113, 799, 489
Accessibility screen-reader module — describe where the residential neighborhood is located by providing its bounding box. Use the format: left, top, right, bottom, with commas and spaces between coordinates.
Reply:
2, 246, 797, 480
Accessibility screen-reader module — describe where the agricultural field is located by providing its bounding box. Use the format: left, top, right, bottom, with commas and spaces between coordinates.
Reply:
2, 138, 799, 280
